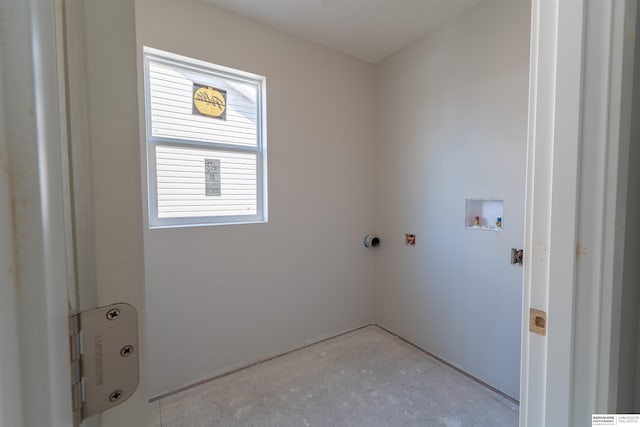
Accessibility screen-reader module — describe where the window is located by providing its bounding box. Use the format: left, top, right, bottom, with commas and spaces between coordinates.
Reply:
143, 47, 267, 227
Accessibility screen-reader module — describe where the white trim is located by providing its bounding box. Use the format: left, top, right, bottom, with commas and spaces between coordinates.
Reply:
0, 0, 75, 425
521, 0, 585, 425
60, 0, 100, 316
520, 1, 557, 423
144, 47, 264, 83
598, 0, 637, 412
0, 4, 23, 425
570, 0, 615, 418
26, 0, 74, 423
54, 0, 79, 313
59, 0, 103, 423
82, 0, 148, 424
545, 1, 585, 424
521, 1, 635, 425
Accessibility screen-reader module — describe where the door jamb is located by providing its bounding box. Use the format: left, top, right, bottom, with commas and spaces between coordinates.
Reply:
0, 0, 75, 425
520, 1, 637, 425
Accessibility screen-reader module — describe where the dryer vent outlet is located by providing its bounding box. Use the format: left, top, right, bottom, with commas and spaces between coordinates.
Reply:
364, 234, 380, 248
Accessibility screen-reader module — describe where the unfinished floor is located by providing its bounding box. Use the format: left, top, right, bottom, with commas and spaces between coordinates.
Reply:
149, 326, 518, 427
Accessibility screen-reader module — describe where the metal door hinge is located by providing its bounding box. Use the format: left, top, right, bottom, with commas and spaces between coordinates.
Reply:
69, 303, 139, 426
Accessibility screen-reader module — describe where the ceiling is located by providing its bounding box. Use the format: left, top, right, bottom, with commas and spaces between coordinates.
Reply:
203, 0, 481, 63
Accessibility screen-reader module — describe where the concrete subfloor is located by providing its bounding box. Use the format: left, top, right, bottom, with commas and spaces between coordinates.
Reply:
149, 326, 518, 427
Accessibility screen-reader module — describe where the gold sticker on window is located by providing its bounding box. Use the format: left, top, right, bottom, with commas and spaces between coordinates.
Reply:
193, 84, 226, 119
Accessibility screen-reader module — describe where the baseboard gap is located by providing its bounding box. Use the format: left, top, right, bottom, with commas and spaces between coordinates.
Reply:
149, 321, 519, 407
373, 323, 520, 406
149, 322, 375, 402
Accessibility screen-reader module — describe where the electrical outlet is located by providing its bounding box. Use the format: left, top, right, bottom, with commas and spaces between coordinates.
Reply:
511, 248, 523, 265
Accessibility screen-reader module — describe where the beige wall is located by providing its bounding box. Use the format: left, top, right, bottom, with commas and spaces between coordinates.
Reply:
373, 0, 530, 399
135, 0, 377, 397
136, 0, 531, 400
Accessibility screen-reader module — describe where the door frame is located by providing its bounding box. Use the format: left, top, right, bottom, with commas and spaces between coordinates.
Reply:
0, 0, 147, 426
0, 0, 76, 426
0, 0, 636, 426
520, 0, 637, 426
0, 9, 23, 426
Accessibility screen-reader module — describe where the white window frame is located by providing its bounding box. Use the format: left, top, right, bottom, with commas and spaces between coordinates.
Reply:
143, 47, 267, 228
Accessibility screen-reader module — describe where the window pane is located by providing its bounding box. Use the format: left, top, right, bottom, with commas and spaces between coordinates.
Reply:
149, 60, 258, 147
155, 145, 257, 218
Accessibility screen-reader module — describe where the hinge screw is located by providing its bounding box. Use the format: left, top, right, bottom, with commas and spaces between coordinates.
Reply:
109, 389, 123, 402
120, 345, 134, 357
106, 309, 120, 321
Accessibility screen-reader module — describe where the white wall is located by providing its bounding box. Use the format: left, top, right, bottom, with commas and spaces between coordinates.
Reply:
135, 0, 377, 397
374, 0, 530, 400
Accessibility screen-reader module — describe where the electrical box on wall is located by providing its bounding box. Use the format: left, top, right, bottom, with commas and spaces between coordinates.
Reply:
465, 199, 504, 232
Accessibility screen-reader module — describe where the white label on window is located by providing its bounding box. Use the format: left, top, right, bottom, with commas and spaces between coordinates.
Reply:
205, 159, 221, 196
